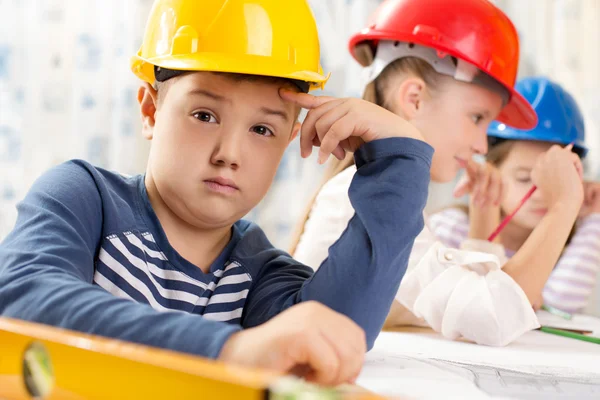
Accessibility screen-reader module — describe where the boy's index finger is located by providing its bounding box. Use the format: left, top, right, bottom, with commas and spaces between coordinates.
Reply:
279, 89, 335, 109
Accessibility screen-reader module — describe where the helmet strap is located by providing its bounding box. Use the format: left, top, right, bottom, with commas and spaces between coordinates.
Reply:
363, 41, 510, 105
154, 66, 310, 93
155, 66, 187, 83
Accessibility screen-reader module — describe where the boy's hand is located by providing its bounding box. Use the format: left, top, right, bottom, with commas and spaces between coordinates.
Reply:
219, 301, 366, 386
579, 181, 600, 219
280, 89, 423, 164
531, 144, 584, 211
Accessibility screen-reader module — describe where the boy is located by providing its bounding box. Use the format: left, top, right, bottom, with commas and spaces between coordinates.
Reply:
0, 0, 432, 385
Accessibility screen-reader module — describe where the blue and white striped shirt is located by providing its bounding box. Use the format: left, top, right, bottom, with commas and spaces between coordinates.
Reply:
95, 231, 251, 323
0, 138, 433, 358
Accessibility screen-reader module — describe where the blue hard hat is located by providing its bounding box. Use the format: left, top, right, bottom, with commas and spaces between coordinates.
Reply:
488, 77, 587, 157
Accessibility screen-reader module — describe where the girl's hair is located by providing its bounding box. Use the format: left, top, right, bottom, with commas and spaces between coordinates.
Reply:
485, 139, 516, 165
289, 43, 445, 254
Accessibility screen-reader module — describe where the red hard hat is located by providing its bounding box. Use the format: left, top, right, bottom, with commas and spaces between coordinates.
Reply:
349, 0, 537, 129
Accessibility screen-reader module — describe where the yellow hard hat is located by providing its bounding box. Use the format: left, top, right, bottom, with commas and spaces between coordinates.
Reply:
131, 0, 329, 91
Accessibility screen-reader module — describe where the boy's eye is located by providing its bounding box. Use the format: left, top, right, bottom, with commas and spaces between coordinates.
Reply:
252, 125, 274, 137
193, 112, 217, 123
471, 114, 484, 125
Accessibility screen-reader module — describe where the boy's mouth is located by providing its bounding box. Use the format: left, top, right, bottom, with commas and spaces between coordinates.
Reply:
204, 177, 239, 194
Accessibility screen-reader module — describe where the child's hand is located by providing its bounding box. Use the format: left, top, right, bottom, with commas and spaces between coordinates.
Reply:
219, 301, 366, 386
531, 144, 584, 210
453, 159, 504, 207
280, 89, 423, 164
578, 181, 600, 219
453, 159, 503, 241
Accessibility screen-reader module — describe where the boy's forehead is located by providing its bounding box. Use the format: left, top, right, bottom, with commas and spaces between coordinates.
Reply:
168, 72, 301, 117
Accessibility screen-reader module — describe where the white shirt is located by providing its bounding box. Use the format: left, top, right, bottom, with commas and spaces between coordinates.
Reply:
294, 166, 540, 346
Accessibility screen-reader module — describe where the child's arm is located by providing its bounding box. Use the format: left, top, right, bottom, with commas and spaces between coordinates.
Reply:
241, 92, 433, 350
542, 183, 600, 313
0, 173, 366, 388
501, 146, 584, 305
0, 162, 241, 358
452, 160, 503, 243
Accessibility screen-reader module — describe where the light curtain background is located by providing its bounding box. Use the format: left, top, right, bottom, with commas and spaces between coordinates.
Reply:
0, 0, 598, 311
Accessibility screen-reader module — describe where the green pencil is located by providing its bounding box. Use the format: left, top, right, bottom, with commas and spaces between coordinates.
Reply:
540, 327, 600, 345
541, 304, 572, 320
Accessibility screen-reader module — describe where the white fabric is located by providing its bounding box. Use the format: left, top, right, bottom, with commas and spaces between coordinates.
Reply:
294, 166, 540, 346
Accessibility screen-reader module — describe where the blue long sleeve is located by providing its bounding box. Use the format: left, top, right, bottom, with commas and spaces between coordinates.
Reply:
0, 163, 240, 358
241, 138, 432, 349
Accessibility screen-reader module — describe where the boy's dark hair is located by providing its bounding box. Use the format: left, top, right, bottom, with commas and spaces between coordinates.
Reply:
153, 66, 308, 108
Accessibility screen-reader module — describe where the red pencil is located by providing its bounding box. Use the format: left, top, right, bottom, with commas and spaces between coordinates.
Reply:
487, 186, 537, 242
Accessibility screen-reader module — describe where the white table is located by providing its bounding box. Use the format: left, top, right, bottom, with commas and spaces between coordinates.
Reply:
358, 319, 600, 400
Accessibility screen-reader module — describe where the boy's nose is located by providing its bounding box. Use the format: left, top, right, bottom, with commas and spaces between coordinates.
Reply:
211, 130, 242, 169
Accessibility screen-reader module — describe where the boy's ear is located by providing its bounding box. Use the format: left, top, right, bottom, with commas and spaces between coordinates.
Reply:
289, 122, 301, 143
138, 83, 159, 140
